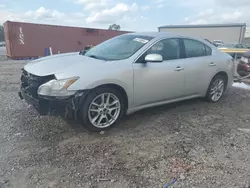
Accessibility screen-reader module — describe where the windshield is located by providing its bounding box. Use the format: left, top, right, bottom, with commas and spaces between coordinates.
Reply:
83, 35, 154, 61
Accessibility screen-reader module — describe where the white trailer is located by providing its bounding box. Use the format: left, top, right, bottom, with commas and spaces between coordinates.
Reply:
158, 23, 246, 44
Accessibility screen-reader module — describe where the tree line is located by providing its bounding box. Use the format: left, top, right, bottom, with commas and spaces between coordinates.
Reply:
108, 24, 121, 31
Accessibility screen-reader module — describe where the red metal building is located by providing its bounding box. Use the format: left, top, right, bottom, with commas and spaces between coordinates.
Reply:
4, 21, 130, 59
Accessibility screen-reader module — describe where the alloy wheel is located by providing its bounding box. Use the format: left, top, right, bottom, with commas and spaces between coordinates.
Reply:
210, 78, 224, 102
88, 93, 121, 128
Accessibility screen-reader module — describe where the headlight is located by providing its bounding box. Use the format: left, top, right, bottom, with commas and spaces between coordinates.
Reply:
38, 77, 79, 97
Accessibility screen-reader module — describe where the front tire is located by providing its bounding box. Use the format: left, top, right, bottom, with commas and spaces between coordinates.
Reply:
79, 87, 124, 132
205, 75, 226, 102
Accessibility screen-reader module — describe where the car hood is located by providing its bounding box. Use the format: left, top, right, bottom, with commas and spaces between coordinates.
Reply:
24, 52, 107, 77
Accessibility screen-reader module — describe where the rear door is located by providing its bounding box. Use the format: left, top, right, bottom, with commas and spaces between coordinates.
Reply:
181, 38, 217, 96
133, 38, 186, 107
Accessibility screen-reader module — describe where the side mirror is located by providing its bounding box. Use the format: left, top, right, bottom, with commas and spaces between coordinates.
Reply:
145, 54, 163, 63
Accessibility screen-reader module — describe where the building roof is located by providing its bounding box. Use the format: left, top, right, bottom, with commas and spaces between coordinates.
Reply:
159, 23, 246, 29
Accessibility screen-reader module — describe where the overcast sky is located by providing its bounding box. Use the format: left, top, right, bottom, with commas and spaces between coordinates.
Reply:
0, 0, 249, 31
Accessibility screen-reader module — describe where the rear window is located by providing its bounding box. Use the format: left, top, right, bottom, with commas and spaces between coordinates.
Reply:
183, 39, 209, 58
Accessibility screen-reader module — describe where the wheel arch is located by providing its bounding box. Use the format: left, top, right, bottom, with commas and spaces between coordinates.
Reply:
78, 83, 129, 131
212, 71, 228, 89
90, 83, 129, 111
205, 71, 228, 102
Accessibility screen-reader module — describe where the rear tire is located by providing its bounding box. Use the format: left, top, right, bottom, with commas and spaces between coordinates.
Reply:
205, 75, 226, 102
79, 87, 124, 132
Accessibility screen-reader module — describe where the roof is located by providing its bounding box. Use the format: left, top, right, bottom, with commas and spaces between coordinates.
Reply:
158, 23, 246, 29
125, 32, 213, 42
125, 32, 180, 38
125, 32, 222, 48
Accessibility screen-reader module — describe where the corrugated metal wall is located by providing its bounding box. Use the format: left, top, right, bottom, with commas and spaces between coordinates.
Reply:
4, 21, 130, 58
245, 28, 250, 37
159, 27, 244, 44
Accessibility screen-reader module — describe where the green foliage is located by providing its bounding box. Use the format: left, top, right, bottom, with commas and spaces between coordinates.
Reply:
108, 24, 121, 31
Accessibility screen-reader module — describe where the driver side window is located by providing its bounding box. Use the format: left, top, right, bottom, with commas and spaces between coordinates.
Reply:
136, 38, 182, 63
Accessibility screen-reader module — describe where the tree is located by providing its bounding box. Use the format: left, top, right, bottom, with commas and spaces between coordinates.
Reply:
0, 25, 4, 42
108, 24, 121, 31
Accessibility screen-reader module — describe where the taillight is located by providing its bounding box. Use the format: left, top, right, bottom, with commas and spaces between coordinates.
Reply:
243, 63, 250, 71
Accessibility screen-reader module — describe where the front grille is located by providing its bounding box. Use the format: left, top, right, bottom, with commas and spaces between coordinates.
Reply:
20, 69, 55, 98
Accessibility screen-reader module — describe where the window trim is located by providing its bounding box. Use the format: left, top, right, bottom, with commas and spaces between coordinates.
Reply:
182, 38, 212, 58
242, 44, 248, 48
205, 45, 212, 56
135, 37, 185, 63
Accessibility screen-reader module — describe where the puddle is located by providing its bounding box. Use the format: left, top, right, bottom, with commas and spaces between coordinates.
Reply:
232, 82, 250, 90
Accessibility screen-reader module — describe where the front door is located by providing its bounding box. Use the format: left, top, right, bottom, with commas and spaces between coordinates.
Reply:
133, 38, 186, 107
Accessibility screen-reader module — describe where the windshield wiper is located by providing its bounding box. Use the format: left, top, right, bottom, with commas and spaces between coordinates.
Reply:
89, 55, 100, 59
86, 54, 107, 61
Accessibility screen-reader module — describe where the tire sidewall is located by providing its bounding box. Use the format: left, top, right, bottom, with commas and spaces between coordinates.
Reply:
206, 75, 226, 102
79, 87, 124, 132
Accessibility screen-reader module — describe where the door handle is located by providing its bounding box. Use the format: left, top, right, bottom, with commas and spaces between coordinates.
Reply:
174, 66, 184, 71
209, 62, 216, 67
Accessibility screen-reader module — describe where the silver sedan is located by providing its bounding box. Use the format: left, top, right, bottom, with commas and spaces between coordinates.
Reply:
20, 32, 234, 131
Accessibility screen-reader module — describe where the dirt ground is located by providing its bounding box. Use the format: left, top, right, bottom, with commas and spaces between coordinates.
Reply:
0, 60, 250, 188
0, 47, 6, 56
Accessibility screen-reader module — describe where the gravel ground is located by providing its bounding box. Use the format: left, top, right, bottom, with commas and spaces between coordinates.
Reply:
0, 47, 6, 56
0, 60, 250, 188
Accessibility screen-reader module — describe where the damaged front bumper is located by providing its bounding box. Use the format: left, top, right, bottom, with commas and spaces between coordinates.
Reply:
18, 88, 88, 119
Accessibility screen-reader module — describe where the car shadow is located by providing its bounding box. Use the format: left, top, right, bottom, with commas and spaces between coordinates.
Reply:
66, 97, 205, 133
111, 97, 206, 132
53, 91, 234, 136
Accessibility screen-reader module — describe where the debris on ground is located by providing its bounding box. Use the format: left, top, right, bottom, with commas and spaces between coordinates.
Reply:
238, 128, 250, 133
233, 82, 250, 90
